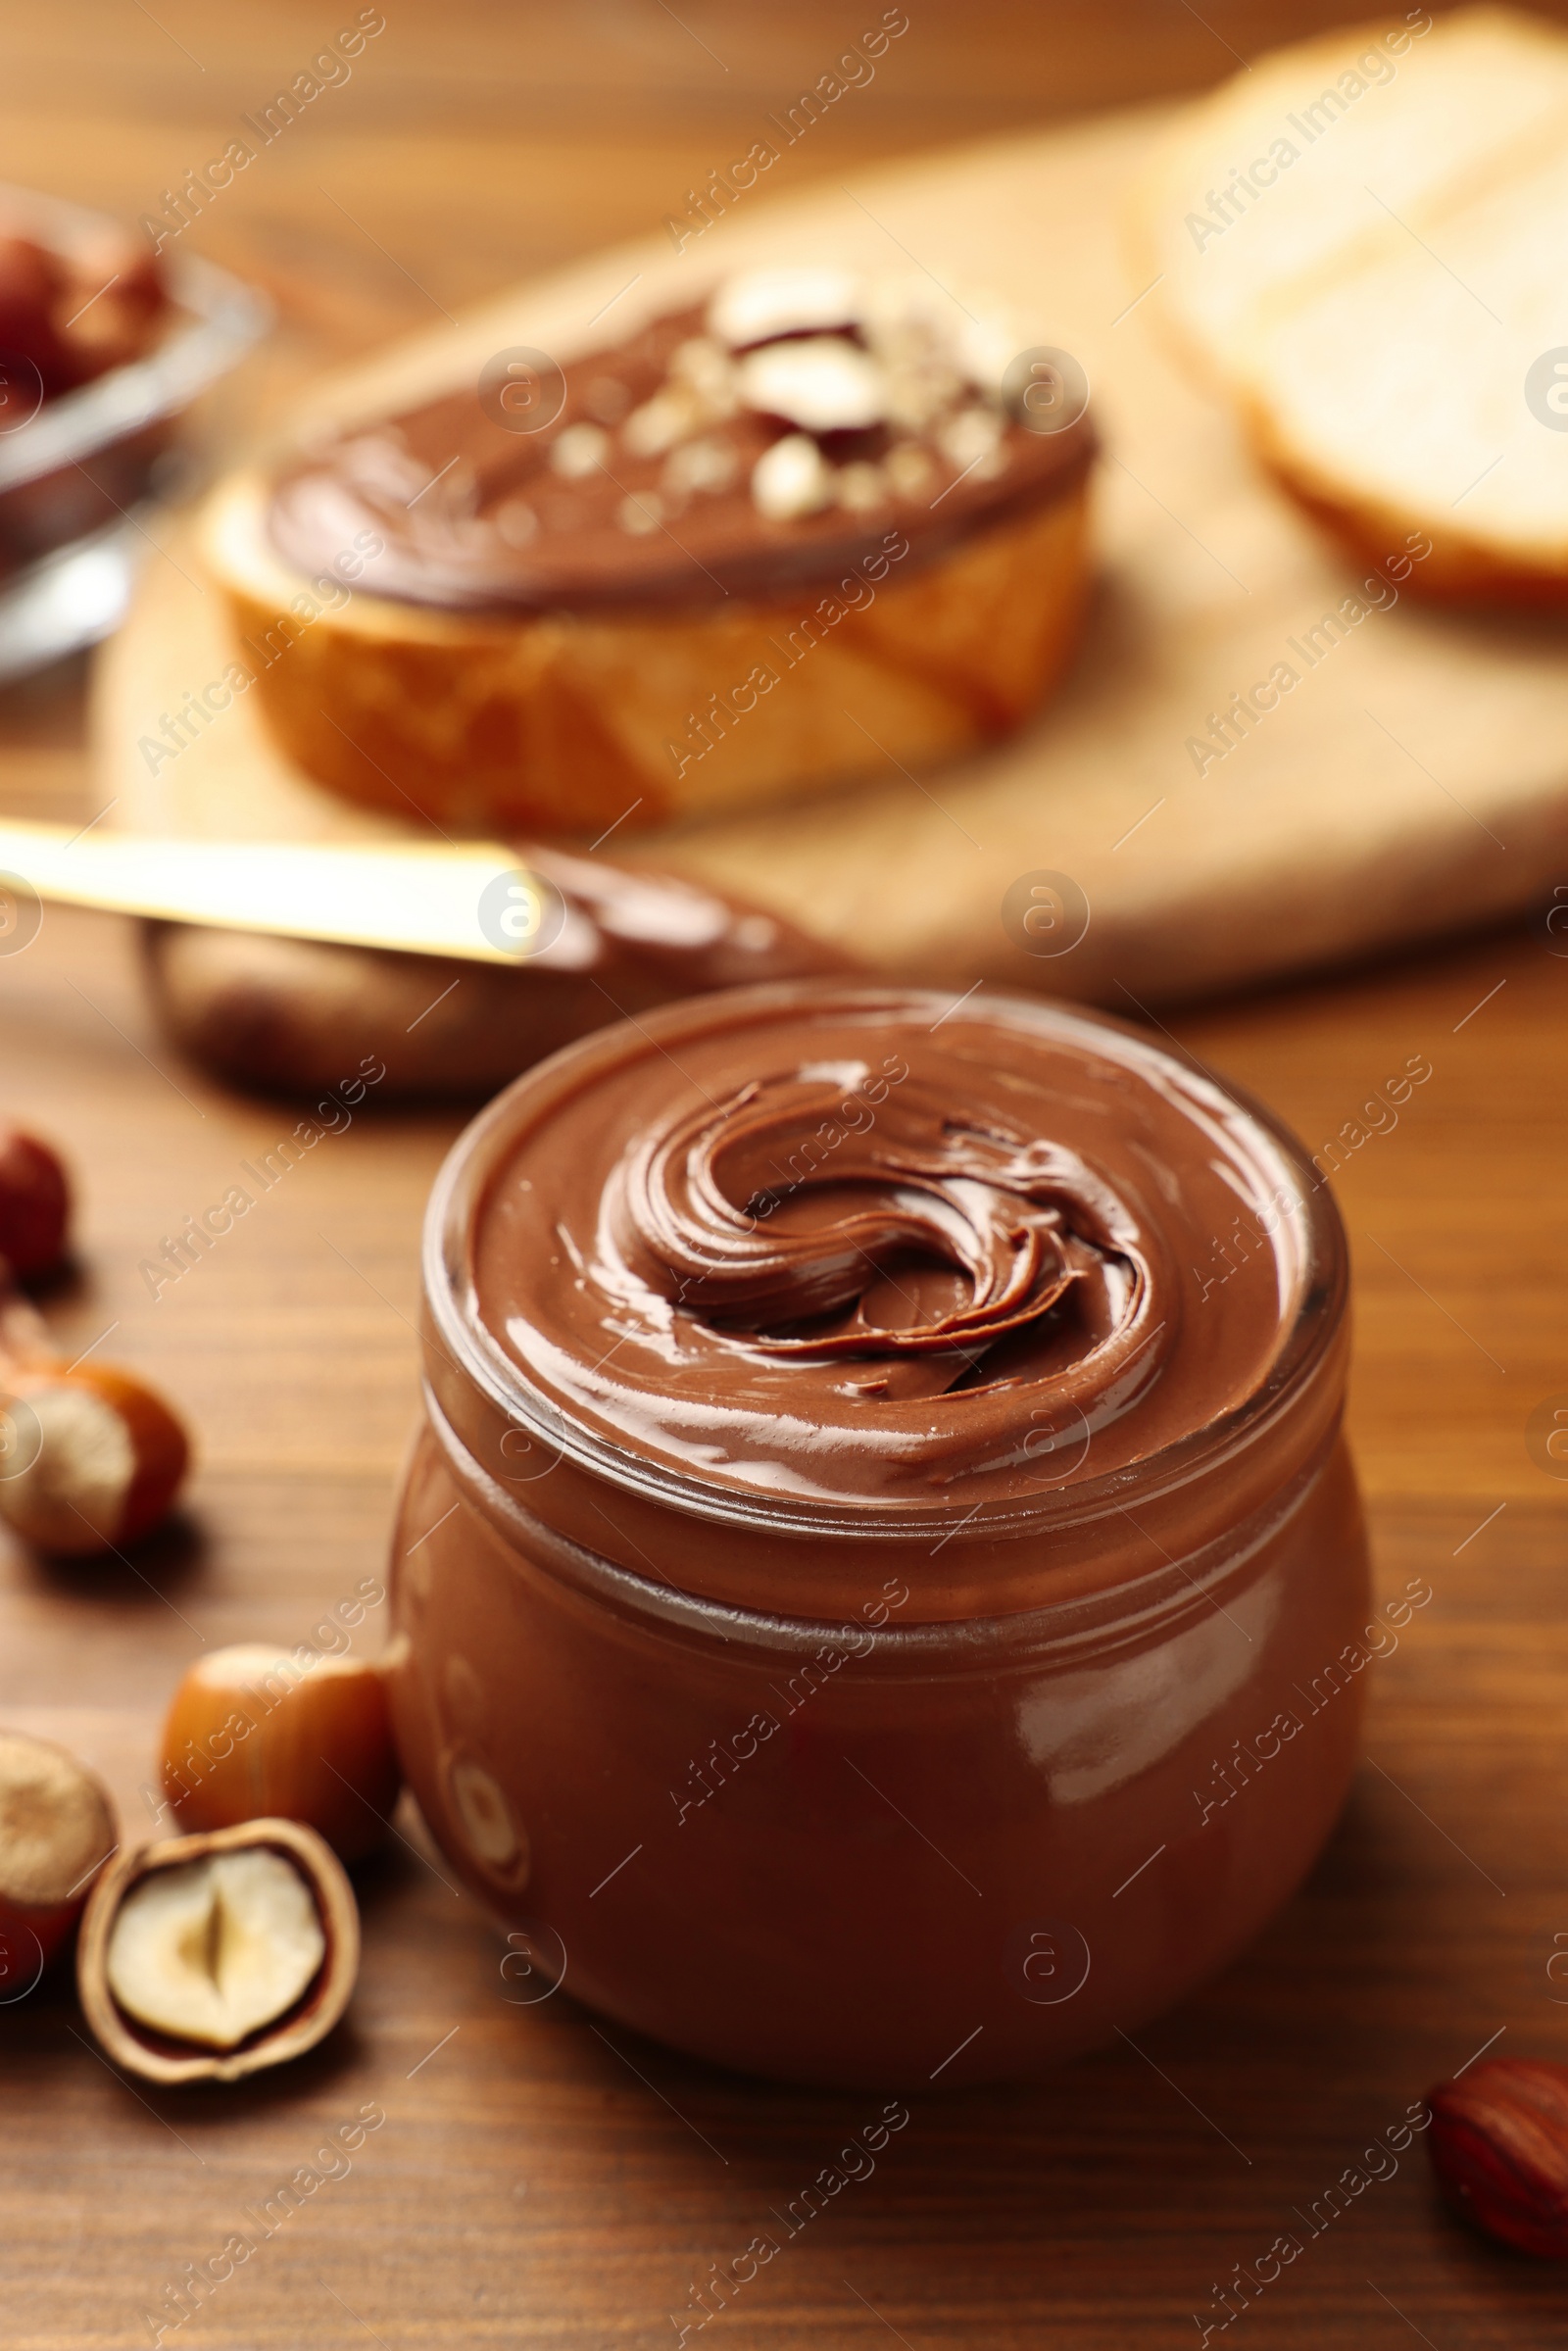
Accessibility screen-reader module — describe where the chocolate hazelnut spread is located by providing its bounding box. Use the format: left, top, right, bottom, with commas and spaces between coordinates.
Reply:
391, 981, 1369, 2085
268, 269, 1096, 613
471, 986, 1311, 1510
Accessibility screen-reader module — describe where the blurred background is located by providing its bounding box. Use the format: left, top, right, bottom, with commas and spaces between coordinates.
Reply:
6, 0, 1566, 823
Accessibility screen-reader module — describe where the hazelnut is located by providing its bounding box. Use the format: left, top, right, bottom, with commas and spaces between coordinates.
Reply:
1428, 2057, 1568, 2256
836, 461, 887, 514
708, 266, 862, 350
0, 1357, 190, 1557
617, 491, 664, 537
161, 1643, 400, 1861
549, 420, 609, 478
0, 1729, 117, 1981
737, 337, 888, 434
751, 433, 833, 522
886, 441, 936, 498
621, 384, 703, 459
666, 336, 737, 416
662, 435, 739, 499
0, 1127, 71, 1279
938, 403, 1006, 479
76, 1818, 358, 2084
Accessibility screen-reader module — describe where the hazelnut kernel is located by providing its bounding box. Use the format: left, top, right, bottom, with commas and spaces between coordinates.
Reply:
886, 442, 936, 497
622, 386, 701, 459
751, 434, 833, 522
939, 403, 1006, 479
77, 1818, 359, 2085
738, 337, 887, 434
662, 435, 738, 498
836, 462, 887, 514
617, 491, 664, 537
549, 421, 609, 479
106, 1844, 323, 2048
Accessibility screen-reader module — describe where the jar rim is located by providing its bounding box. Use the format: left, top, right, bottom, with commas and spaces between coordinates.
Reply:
422, 983, 1348, 1546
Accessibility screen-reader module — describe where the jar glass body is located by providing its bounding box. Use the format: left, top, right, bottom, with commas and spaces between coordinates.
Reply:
386, 1015, 1371, 2089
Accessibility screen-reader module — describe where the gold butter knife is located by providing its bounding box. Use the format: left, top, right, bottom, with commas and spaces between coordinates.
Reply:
0, 817, 848, 985
0, 819, 558, 965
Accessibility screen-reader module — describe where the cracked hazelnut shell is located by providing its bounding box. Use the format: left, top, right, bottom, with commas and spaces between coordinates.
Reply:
0, 1280, 190, 1561
76, 1817, 358, 2085
0, 1360, 190, 1556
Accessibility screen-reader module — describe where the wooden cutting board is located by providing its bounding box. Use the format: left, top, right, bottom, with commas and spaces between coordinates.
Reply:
94, 105, 1568, 1092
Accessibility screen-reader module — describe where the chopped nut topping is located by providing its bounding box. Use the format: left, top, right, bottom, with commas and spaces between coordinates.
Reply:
709, 266, 862, 350
550, 421, 610, 478
495, 497, 537, 546
939, 404, 1006, 478
584, 374, 632, 425
667, 336, 738, 416
885, 442, 936, 498
836, 462, 887, 514
623, 384, 704, 458
663, 435, 740, 498
956, 312, 1021, 399
738, 338, 888, 434
886, 366, 962, 433
617, 491, 665, 536
751, 433, 833, 521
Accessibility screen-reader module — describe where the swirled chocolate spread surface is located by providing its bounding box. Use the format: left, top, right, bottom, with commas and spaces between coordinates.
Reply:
269, 267, 1096, 612
471, 988, 1312, 1508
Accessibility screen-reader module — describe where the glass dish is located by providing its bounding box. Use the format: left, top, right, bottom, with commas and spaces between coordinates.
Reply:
0, 181, 270, 681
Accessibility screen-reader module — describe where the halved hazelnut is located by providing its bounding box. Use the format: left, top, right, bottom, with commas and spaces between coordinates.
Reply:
161, 1644, 400, 1861
737, 337, 887, 434
0, 1729, 117, 1979
709, 266, 862, 350
77, 1818, 358, 2084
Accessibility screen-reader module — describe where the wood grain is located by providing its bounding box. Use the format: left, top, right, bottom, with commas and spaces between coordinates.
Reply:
1, 8, 1566, 2347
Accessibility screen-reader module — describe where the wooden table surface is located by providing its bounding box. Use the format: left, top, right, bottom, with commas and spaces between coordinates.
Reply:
4, 6, 1568, 2345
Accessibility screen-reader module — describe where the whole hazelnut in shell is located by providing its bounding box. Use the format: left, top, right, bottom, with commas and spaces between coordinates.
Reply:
1429, 2056, 1568, 2257
0, 1127, 71, 1279
162, 1644, 400, 1862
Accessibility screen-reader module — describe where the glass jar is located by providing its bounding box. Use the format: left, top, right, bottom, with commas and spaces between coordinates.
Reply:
385, 987, 1369, 2088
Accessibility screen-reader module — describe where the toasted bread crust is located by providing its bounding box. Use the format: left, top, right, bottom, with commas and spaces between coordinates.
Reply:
200, 468, 1092, 835
1248, 406, 1568, 606
1138, 10, 1568, 606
